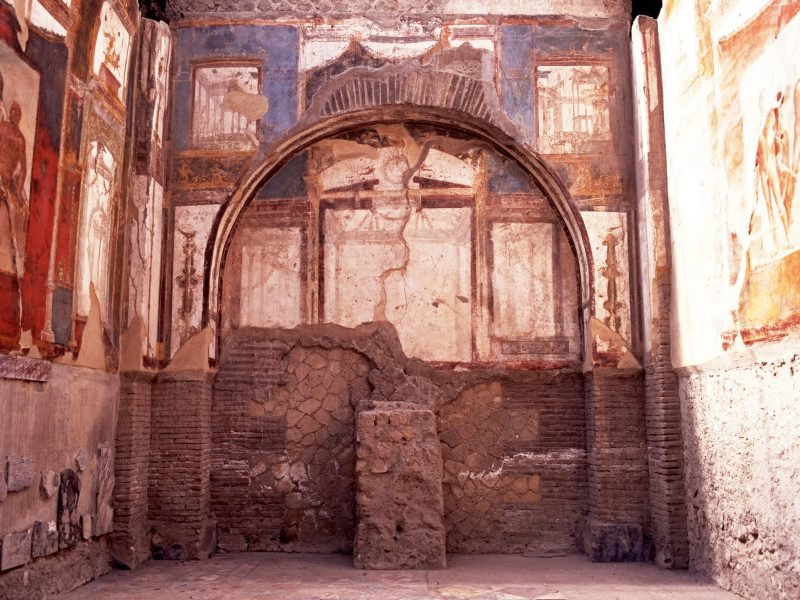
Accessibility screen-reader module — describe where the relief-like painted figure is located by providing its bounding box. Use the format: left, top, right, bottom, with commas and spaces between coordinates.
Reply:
753, 91, 791, 247
0, 99, 28, 277
75, 142, 116, 320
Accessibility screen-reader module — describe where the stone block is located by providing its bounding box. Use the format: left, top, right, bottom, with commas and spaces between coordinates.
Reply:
41, 469, 59, 498
6, 456, 35, 491
582, 518, 647, 562
31, 521, 58, 558
354, 408, 446, 569
75, 448, 89, 472
1, 530, 31, 571
93, 445, 114, 536
58, 469, 81, 549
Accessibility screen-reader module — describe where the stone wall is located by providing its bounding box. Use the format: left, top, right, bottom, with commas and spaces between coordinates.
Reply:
679, 344, 800, 600
209, 325, 597, 557
0, 362, 118, 595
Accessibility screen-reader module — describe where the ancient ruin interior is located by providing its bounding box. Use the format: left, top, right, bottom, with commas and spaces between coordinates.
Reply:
0, 0, 798, 598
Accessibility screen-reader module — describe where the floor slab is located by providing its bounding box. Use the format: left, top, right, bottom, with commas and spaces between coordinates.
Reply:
64, 553, 742, 599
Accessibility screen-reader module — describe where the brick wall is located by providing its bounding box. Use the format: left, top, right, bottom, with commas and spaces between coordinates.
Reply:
212, 326, 597, 556
148, 371, 214, 559
645, 272, 688, 568
440, 373, 587, 554
584, 369, 648, 526
212, 329, 370, 553
111, 372, 155, 567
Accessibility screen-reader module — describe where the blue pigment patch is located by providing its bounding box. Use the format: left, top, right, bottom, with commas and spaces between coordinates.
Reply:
255, 151, 308, 200
171, 25, 299, 151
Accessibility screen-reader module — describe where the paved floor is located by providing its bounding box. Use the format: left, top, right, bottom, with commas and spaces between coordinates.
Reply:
64, 553, 742, 600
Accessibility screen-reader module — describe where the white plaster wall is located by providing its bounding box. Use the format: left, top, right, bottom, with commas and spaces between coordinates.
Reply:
659, 0, 723, 367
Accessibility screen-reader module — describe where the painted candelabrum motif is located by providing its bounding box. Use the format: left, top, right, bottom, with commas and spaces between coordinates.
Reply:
175, 227, 202, 345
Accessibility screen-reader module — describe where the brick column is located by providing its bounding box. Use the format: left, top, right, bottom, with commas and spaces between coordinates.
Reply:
111, 371, 155, 568
148, 370, 215, 559
583, 369, 650, 561
631, 15, 689, 568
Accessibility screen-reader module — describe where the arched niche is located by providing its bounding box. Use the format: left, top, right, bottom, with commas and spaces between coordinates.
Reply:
203, 107, 594, 364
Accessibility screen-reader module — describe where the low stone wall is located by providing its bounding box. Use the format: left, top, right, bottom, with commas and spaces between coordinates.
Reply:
354, 408, 446, 569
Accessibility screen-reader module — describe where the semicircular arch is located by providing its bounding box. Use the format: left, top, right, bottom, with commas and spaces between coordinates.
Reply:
202, 106, 594, 359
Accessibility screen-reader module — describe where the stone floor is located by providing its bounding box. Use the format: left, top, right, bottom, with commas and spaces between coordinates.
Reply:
64, 553, 742, 599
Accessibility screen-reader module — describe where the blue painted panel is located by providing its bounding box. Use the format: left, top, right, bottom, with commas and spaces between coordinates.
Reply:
255, 151, 308, 199
52, 285, 72, 345
488, 153, 532, 194
499, 25, 535, 143
171, 25, 300, 151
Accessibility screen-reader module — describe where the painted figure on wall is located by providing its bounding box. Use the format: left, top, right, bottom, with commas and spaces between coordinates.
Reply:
75, 141, 116, 320
0, 41, 41, 279
726, 8, 800, 341
0, 100, 27, 277
752, 84, 800, 257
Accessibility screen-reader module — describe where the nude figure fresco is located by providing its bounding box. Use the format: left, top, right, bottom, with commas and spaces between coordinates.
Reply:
0, 41, 41, 280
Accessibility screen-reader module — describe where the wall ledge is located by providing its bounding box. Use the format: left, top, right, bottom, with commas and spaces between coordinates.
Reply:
675, 333, 800, 377
0, 354, 52, 382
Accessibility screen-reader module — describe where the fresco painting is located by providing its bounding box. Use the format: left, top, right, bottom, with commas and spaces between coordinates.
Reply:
191, 64, 262, 150
239, 226, 303, 328
222, 125, 583, 365
127, 178, 163, 355
75, 140, 116, 321
92, 2, 132, 102
536, 64, 611, 154
582, 210, 632, 347
171, 204, 219, 354
0, 40, 39, 279
724, 8, 800, 342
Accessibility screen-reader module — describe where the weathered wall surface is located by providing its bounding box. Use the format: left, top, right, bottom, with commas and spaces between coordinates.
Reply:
210, 325, 589, 556
1, 0, 137, 591
179, 3, 650, 564
222, 127, 583, 367
660, 0, 800, 595
0, 362, 118, 594
661, 0, 800, 363
679, 344, 800, 600
440, 375, 586, 555
213, 332, 369, 553
166, 0, 630, 20
168, 10, 640, 369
